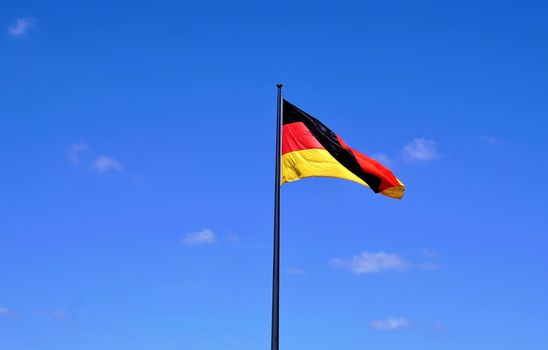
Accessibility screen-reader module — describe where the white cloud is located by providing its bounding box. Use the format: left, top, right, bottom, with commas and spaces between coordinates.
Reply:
330, 251, 408, 274
481, 136, 504, 146
181, 229, 215, 246
402, 138, 438, 161
92, 155, 123, 173
287, 267, 306, 276
370, 317, 409, 331
8, 18, 33, 37
67, 142, 89, 164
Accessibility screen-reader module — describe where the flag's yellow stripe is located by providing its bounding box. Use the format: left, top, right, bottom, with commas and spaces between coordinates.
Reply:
281, 149, 405, 199
379, 180, 405, 199
281, 148, 369, 187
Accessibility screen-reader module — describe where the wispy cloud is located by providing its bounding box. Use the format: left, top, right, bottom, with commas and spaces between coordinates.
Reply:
0, 307, 76, 321
331, 251, 440, 274
67, 142, 89, 164
419, 262, 440, 270
92, 155, 123, 173
68, 145, 125, 174
50, 310, 70, 321
432, 321, 446, 332
402, 138, 438, 161
370, 317, 409, 331
422, 249, 439, 259
287, 267, 306, 276
330, 251, 408, 274
0, 307, 14, 317
181, 229, 216, 246
35, 309, 71, 321
419, 249, 440, 270
8, 18, 33, 37
227, 233, 239, 242
371, 153, 393, 166
481, 136, 504, 146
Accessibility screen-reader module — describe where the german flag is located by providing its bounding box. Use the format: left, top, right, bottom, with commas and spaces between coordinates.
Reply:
281, 100, 405, 199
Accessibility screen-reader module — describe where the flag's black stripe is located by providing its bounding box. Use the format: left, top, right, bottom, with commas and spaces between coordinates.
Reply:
282, 99, 382, 192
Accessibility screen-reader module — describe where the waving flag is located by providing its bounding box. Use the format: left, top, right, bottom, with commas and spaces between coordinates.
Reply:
281, 99, 405, 199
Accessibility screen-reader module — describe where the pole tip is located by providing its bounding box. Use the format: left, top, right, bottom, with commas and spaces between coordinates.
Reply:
276, 83, 283, 88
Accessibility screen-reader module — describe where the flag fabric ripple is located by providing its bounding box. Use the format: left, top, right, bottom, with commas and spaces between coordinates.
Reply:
281, 99, 405, 199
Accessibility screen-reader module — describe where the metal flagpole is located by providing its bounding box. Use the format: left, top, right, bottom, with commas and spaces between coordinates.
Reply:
271, 83, 283, 350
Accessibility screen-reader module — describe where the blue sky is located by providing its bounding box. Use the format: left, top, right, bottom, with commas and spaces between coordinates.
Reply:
1, 1, 547, 349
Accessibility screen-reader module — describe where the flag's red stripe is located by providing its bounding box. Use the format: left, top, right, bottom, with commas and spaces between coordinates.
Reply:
282, 122, 324, 155
283, 122, 400, 192
336, 136, 400, 192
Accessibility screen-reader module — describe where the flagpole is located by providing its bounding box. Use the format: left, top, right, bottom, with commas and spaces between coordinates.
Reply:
271, 83, 283, 350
